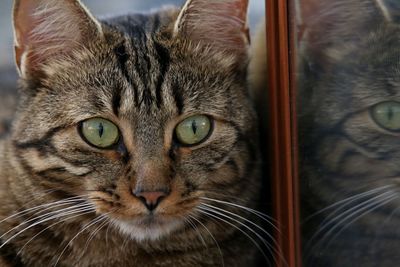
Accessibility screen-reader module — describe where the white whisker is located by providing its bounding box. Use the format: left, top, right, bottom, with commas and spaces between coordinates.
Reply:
320, 194, 397, 250
199, 203, 287, 266
197, 208, 272, 267
305, 191, 397, 263
200, 197, 278, 230
24, 200, 90, 222
200, 203, 278, 245
0, 203, 93, 242
305, 189, 395, 252
182, 215, 207, 248
75, 215, 109, 265
187, 214, 225, 267
0, 204, 95, 251
105, 222, 112, 247
52, 215, 105, 267
17, 210, 94, 255
0, 196, 88, 226
304, 185, 393, 223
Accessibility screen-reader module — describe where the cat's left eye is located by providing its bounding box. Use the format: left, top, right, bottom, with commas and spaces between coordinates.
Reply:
175, 115, 212, 146
370, 101, 400, 131
80, 118, 120, 148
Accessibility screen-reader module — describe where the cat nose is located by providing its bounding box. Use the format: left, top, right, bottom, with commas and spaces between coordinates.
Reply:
133, 190, 168, 211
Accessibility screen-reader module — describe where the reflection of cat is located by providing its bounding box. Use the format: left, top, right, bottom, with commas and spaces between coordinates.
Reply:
299, 0, 400, 266
0, 0, 268, 266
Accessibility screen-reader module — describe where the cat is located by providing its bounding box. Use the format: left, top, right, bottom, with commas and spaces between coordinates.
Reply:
0, 0, 270, 266
298, 0, 400, 266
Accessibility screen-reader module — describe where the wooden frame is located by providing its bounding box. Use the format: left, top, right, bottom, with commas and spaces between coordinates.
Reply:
266, 0, 301, 266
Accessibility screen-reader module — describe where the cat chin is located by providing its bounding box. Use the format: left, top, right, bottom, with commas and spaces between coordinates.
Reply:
111, 217, 182, 242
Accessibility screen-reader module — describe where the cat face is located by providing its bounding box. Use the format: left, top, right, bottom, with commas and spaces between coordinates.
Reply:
11, 0, 259, 242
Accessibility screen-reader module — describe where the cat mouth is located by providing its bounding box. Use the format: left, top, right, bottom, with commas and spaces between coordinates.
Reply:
111, 214, 183, 241
130, 214, 171, 228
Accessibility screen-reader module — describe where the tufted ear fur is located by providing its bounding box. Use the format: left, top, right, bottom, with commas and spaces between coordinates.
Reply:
173, 0, 250, 63
13, 0, 102, 79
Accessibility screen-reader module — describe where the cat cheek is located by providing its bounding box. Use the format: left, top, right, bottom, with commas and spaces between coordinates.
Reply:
155, 179, 200, 214
103, 150, 126, 161
179, 147, 193, 156
89, 185, 144, 218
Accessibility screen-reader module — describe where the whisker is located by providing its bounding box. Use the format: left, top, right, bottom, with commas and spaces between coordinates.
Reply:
200, 196, 285, 263
305, 192, 397, 264
17, 210, 95, 256
0, 196, 89, 226
181, 215, 207, 248
320, 193, 397, 250
200, 197, 278, 229
0, 204, 95, 251
199, 203, 287, 266
199, 205, 287, 266
200, 203, 278, 246
199, 189, 263, 205
304, 184, 394, 223
105, 222, 112, 247
305, 190, 395, 252
187, 214, 225, 267
75, 215, 109, 265
197, 208, 272, 267
52, 215, 105, 267
24, 200, 90, 221
0, 203, 93, 243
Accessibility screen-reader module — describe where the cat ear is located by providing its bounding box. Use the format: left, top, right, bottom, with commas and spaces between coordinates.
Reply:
299, 0, 374, 69
173, 0, 250, 62
13, 0, 102, 78
374, 0, 400, 23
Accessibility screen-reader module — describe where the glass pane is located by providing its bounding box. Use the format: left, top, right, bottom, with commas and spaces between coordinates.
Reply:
297, 0, 400, 266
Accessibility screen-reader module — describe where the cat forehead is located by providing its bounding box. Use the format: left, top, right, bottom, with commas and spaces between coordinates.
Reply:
34, 8, 248, 124
306, 25, 400, 121
321, 24, 400, 81
39, 38, 239, 123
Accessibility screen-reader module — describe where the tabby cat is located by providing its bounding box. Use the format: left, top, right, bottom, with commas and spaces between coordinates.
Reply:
299, 0, 400, 266
0, 0, 268, 266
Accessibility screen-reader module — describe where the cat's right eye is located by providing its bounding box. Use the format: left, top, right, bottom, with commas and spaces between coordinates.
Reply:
371, 101, 400, 131
80, 118, 120, 148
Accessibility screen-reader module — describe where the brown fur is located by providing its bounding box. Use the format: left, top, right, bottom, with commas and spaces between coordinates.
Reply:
0, 0, 266, 266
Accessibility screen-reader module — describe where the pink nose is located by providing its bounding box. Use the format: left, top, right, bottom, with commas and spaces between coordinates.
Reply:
133, 191, 167, 211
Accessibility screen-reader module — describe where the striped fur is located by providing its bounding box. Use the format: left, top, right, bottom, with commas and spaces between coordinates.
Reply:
0, 0, 265, 266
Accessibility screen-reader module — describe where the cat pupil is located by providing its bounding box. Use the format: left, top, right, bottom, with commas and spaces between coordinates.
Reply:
98, 122, 104, 138
191, 120, 197, 134
387, 106, 394, 121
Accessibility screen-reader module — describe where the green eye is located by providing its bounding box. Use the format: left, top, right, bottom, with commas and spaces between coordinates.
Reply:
371, 101, 400, 131
175, 115, 212, 146
80, 118, 119, 148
